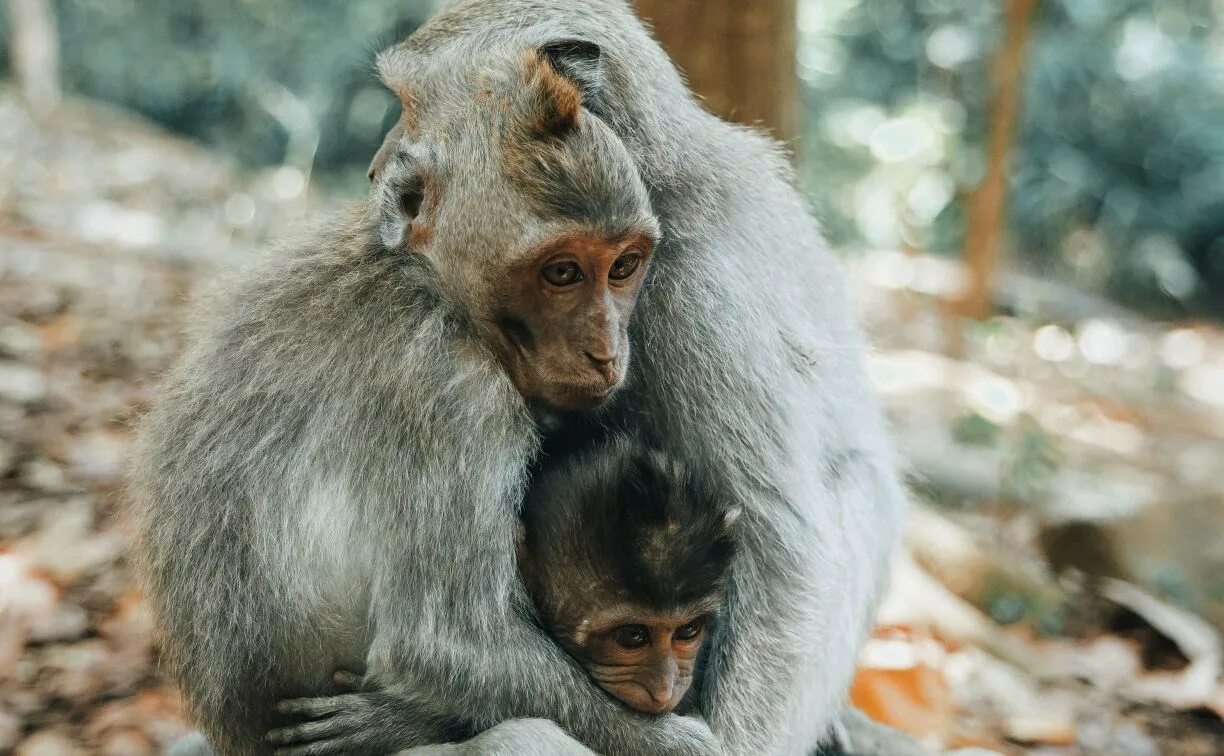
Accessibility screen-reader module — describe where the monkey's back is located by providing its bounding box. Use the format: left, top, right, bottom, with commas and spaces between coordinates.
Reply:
127, 207, 529, 753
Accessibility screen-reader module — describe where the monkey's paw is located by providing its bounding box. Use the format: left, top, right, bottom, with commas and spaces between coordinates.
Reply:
268, 672, 429, 756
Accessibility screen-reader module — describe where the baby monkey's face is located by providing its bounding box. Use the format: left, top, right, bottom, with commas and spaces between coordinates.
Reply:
568, 611, 710, 714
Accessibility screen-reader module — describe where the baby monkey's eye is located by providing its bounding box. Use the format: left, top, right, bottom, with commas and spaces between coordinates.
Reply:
611, 624, 650, 649
673, 619, 704, 642
608, 250, 643, 281
542, 260, 584, 287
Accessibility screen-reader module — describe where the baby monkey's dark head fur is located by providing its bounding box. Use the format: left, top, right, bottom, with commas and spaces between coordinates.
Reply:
519, 436, 738, 715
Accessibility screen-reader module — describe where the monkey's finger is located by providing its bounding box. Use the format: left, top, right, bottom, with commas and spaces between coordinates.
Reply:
267, 714, 368, 746
331, 670, 363, 691
267, 718, 347, 745
272, 740, 349, 756
274, 695, 351, 717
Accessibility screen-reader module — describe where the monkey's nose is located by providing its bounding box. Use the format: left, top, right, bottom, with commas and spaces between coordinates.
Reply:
584, 350, 615, 370
649, 678, 675, 707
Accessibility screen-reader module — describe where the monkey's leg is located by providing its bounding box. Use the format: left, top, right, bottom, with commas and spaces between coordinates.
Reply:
824, 707, 930, 756
700, 450, 905, 755
166, 731, 217, 756
401, 719, 597, 756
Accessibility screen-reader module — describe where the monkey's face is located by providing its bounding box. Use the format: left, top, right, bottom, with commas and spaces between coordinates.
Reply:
487, 231, 653, 410
372, 42, 658, 410
566, 612, 709, 714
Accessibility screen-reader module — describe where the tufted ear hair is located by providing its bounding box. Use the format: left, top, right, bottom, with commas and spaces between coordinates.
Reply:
368, 119, 405, 182
375, 148, 427, 252
521, 48, 585, 136
370, 47, 418, 183
538, 38, 605, 116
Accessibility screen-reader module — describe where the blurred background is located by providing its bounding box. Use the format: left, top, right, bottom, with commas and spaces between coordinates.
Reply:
0, 0, 1222, 753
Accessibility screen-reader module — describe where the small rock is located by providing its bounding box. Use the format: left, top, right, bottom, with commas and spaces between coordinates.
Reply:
17, 499, 125, 583
28, 602, 90, 644
1109, 723, 1159, 756
0, 705, 20, 751
0, 553, 58, 676
0, 319, 43, 359
15, 729, 85, 756
40, 640, 113, 700
0, 403, 23, 438
83, 689, 189, 752
0, 438, 19, 478
65, 430, 129, 484
97, 729, 155, 756
0, 361, 46, 404
0, 496, 44, 540
19, 459, 74, 494
3, 686, 47, 717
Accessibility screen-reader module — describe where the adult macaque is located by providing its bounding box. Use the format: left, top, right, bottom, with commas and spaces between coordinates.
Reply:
518, 437, 736, 716
133, 0, 906, 754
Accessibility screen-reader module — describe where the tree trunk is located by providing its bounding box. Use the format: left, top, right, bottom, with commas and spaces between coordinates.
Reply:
9, 0, 62, 114
633, 0, 797, 143
957, 0, 1038, 319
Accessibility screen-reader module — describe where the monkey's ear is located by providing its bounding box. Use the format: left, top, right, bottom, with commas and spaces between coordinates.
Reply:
376, 157, 427, 252
539, 39, 605, 115
368, 119, 405, 182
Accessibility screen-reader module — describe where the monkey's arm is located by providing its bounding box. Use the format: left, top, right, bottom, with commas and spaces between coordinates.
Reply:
699, 355, 904, 755
264, 359, 718, 756
626, 242, 907, 754
267, 569, 717, 755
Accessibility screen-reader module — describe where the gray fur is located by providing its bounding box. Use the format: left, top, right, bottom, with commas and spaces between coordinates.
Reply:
402, 719, 597, 756
131, 1, 905, 755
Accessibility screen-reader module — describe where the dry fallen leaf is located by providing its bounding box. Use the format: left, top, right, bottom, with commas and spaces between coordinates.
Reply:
850, 627, 954, 746
0, 552, 59, 679
1103, 578, 1222, 712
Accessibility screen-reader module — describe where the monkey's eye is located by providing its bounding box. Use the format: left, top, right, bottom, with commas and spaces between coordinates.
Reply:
541, 260, 584, 287
673, 619, 704, 642
611, 624, 650, 649
608, 251, 644, 282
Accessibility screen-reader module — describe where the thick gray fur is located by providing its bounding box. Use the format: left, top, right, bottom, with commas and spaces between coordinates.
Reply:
402, 719, 597, 756
132, 1, 906, 754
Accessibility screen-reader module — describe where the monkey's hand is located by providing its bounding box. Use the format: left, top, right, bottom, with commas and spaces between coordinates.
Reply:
268, 671, 438, 755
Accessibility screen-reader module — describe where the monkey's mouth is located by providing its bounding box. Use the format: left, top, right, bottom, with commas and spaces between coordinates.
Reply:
544, 377, 621, 410
597, 680, 679, 715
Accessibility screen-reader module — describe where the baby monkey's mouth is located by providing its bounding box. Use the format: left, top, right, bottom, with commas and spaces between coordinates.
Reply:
546, 377, 620, 410
596, 678, 685, 714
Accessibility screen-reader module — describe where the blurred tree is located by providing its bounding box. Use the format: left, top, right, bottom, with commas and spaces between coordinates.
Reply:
8, 0, 60, 114
6, 0, 1224, 317
635, 0, 797, 142
798, 0, 1224, 320
0, 0, 431, 191
958, 0, 1038, 319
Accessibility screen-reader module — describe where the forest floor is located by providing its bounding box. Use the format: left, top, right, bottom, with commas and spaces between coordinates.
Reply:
1, 90, 1222, 755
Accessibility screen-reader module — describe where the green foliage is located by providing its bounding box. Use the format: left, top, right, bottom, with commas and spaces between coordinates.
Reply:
0, 0, 433, 188
798, 0, 1224, 319
951, 411, 1000, 447
1003, 416, 1060, 504
5, 0, 1223, 304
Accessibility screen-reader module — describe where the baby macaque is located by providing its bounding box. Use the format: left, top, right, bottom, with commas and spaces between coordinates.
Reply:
517, 436, 738, 715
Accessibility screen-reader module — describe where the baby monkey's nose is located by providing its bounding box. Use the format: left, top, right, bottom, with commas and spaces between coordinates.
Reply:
649, 678, 675, 707
584, 349, 613, 366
